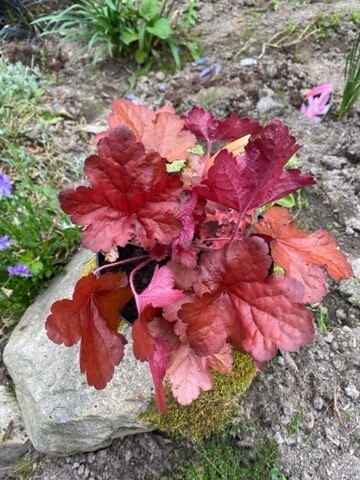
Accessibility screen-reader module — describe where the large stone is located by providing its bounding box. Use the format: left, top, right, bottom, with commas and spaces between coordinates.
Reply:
0, 385, 30, 463
4, 250, 154, 455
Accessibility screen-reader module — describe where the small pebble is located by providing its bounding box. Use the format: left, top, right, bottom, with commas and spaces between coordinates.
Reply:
313, 396, 324, 410
155, 71, 165, 81
240, 57, 257, 66
345, 384, 359, 400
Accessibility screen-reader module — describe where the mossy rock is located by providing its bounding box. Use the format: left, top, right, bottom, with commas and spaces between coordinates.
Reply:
139, 351, 258, 441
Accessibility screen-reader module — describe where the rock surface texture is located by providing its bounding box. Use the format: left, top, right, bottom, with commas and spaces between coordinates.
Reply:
4, 250, 154, 455
0, 385, 30, 463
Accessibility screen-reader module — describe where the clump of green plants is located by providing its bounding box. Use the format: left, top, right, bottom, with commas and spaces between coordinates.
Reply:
167, 436, 285, 480
0, 59, 83, 187
34, 0, 197, 68
0, 59, 43, 100
338, 30, 360, 119
350, 9, 360, 25
0, 59, 80, 333
314, 11, 341, 39
0, 163, 80, 333
0, 59, 44, 145
139, 351, 258, 441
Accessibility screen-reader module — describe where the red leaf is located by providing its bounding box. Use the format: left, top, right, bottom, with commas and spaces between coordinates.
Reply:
172, 192, 198, 268
194, 120, 315, 218
165, 342, 233, 405
182, 106, 262, 143
132, 306, 158, 362
207, 344, 233, 375
60, 127, 182, 252
254, 206, 353, 303
95, 99, 196, 162
179, 237, 314, 363
166, 261, 199, 292
166, 342, 213, 405
149, 317, 233, 405
132, 266, 183, 361
46, 272, 132, 389
136, 265, 184, 312
148, 338, 168, 412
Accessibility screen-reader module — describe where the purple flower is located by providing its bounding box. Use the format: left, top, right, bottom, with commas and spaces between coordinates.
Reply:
213, 63, 221, 75
0, 173, 12, 196
125, 93, 138, 102
198, 63, 222, 78
199, 66, 212, 78
0, 235, 10, 251
7, 264, 32, 277
195, 56, 207, 65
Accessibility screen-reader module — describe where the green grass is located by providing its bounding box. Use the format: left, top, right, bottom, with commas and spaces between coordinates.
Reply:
162, 435, 286, 480
338, 30, 360, 119
287, 409, 302, 435
308, 304, 328, 334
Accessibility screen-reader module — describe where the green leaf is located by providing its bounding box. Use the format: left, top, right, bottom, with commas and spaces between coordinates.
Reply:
285, 154, 298, 169
120, 28, 139, 45
29, 261, 44, 275
135, 49, 148, 64
275, 193, 295, 209
146, 18, 171, 40
18, 252, 34, 265
187, 41, 202, 61
167, 38, 181, 69
139, 0, 160, 21
166, 160, 186, 173
188, 144, 204, 155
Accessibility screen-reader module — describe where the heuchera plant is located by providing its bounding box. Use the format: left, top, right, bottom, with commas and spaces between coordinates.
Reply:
46, 99, 352, 412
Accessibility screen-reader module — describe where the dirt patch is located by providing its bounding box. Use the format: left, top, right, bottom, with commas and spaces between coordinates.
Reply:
0, 1, 359, 479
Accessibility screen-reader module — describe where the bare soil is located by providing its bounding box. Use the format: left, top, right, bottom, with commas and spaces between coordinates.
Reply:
0, 0, 359, 479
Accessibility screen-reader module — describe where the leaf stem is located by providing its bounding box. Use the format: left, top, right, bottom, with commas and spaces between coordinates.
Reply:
228, 213, 242, 245
204, 237, 232, 242
192, 243, 222, 251
129, 258, 152, 310
93, 254, 150, 275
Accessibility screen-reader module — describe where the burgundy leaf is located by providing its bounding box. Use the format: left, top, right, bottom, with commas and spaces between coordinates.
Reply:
194, 120, 315, 219
182, 106, 262, 143
46, 272, 132, 389
60, 127, 182, 252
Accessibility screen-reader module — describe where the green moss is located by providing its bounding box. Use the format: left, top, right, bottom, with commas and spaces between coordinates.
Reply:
139, 351, 258, 441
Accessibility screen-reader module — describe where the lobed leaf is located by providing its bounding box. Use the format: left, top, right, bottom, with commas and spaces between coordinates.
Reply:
46, 272, 132, 389
194, 120, 315, 219
60, 127, 183, 252
95, 98, 196, 162
179, 237, 314, 364
253, 206, 353, 303
182, 106, 262, 143
132, 266, 183, 362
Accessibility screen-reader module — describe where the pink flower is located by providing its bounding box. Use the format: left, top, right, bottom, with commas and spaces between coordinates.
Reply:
300, 83, 332, 123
